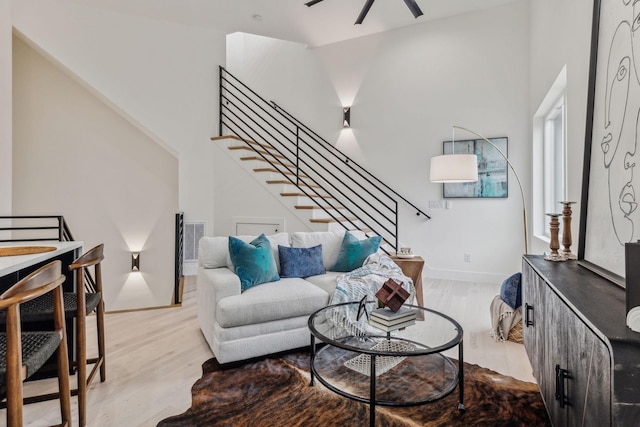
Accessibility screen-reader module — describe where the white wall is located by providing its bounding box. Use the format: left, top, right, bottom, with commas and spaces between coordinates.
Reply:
529, 0, 594, 256
11, 0, 225, 230
225, 2, 530, 281
6, 0, 596, 285
226, 33, 338, 141
10, 0, 227, 304
0, 0, 11, 215
13, 36, 179, 310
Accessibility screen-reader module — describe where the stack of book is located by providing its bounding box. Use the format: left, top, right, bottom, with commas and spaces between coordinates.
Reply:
368, 307, 416, 332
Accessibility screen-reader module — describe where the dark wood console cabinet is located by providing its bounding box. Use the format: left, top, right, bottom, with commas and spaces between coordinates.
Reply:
522, 256, 640, 426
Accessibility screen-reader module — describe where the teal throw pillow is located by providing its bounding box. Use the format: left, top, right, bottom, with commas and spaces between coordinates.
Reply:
229, 234, 280, 292
278, 245, 325, 278
330, 231, 382, 272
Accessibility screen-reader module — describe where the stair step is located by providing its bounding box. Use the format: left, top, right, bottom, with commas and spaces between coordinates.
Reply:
230, 146, 287, 160
280, 192, 331, 198
267, 180, 320, 189
241, 156, 295, 168
295, 205, 344, 210
213, 135, 281, 153
310, 216, 358, 224
254, 168, 308, 178
211, 135, 244, 142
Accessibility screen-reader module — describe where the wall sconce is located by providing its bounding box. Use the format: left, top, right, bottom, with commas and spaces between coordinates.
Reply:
343, 107, 351, 128
131, 252, 140, 271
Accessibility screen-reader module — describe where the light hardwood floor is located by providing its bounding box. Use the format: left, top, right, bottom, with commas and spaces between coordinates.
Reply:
3, 276, 534, 426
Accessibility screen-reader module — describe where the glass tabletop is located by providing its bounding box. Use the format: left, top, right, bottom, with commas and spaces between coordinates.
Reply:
308, 301, 463, 356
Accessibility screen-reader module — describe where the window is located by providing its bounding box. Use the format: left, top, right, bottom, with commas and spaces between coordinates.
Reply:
542, 96, 567, 235
533, 67, 567, 240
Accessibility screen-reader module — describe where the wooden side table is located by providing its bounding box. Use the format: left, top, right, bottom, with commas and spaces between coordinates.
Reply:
390, 255, 425, 308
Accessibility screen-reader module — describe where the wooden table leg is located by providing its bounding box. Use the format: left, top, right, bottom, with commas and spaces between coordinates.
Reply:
390, 256, 425, 307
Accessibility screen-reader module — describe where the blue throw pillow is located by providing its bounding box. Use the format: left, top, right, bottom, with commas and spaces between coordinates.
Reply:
228, 234, 280, 292
278, 245, 326, 278
500, 272, 522, 309
330, 231, 382, 272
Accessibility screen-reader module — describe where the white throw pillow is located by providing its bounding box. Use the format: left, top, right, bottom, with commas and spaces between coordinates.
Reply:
290, 230, 367, 270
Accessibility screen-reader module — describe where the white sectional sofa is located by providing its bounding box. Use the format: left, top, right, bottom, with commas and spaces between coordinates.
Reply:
197, 230, 373, 363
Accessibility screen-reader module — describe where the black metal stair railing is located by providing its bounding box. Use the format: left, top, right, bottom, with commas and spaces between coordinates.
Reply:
0, 215, 97, 292
174, 212, 184, 305
218, 66, 430, 252
0, 215, 71, 243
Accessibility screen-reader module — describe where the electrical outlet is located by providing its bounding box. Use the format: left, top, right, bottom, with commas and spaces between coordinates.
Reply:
464, 253, 472, 263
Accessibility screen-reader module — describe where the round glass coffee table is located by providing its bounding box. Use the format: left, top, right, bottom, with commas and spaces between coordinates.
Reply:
308, 301, 464, 427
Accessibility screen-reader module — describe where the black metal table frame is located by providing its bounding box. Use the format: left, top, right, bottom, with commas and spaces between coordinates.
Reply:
308, 302, 464, 427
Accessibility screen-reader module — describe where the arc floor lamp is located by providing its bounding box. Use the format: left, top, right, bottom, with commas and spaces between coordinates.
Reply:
430, 126, 529, 255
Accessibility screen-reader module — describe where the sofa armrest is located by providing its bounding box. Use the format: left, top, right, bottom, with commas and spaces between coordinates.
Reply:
198, 267, 241, 302
197, 267, 241, 350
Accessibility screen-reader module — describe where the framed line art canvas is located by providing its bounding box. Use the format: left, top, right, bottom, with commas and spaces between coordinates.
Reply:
578, 0, 635, 287
442, 137, 508, 198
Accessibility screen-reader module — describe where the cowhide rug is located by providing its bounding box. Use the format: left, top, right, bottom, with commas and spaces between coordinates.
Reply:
158, 350, 550, 427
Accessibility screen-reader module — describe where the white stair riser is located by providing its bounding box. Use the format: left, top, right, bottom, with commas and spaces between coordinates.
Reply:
253, 171, 301, 181
310, 208, 348, 220
243, 159, 297, 171
327, 221, 362, 231
292, 196, 334, 206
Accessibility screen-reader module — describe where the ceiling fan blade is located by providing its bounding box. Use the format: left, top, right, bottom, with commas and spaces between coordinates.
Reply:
402, 0, 423, 18
355, 0, 375, 24
305, 0, 324, 6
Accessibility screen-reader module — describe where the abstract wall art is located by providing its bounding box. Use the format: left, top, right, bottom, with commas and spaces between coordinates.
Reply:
442, 137, 508, 199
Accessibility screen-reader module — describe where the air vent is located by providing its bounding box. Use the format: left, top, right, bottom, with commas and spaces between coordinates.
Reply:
184, 222, 205, 261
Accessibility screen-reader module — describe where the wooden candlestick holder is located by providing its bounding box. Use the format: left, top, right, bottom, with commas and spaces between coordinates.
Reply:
559, 201, 577, 259
545, 213, 566, 262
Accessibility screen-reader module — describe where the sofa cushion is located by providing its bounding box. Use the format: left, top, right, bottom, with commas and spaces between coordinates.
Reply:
199, 236, 229, 268
278, 245, 325, 278
216, 278, 329, 328
330, 231, 383, 272
229, 234, 280, 292
304, 271, 342, 297
226, 232, 290, 274
290, 230, 367, 270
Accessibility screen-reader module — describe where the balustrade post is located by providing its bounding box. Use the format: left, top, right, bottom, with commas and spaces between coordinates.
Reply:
296, 127, 300, 186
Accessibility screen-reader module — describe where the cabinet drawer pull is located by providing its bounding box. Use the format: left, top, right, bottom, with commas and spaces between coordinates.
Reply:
555, 364, 570, 409
525, 303, 534, 327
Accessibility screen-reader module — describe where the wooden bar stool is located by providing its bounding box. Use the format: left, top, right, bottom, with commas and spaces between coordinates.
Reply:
7, 244, 106, 426
0, 260, 72, 427
68, 244, 106, 427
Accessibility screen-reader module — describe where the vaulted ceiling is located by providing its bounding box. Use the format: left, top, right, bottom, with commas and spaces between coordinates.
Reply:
70, 0, 522, 46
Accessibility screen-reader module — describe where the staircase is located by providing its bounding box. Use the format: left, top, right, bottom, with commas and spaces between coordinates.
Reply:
214, 136, 356, 232
215, 66, 430, 252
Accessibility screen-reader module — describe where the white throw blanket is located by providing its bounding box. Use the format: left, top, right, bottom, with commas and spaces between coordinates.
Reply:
489, 295, 522, 342
326, 254, 415, 337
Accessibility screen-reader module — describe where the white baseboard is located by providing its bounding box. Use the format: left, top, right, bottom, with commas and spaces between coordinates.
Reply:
422, 262, 506, 284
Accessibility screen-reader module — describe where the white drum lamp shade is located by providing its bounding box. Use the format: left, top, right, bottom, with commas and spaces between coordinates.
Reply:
429, 154, 478, 183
